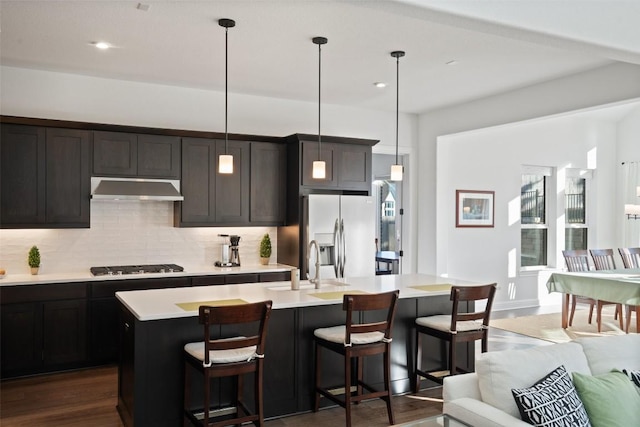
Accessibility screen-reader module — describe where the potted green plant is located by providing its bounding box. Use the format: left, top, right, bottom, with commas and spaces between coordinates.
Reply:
259, 233, 272, 265
28, 245, 40, 275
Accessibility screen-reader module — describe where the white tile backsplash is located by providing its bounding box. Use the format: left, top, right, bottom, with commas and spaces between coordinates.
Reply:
0, 201, 278, 275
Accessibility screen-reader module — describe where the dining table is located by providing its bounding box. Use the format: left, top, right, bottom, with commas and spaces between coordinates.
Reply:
546, 268, 640, 331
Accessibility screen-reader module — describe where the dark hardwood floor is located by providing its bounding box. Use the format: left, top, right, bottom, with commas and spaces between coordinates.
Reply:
0, 306, 554, 426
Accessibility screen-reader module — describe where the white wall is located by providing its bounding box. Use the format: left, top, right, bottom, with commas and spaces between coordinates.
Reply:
417, 62, 640, 280
0, 66, 418, 274
617, 106, 640, 246
436, 114, 633, 310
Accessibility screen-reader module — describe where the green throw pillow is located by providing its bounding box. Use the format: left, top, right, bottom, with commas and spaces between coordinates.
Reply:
572, 370, 640, 427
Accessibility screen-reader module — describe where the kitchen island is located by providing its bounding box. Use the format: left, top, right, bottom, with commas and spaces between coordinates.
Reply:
116, 274, 482, 427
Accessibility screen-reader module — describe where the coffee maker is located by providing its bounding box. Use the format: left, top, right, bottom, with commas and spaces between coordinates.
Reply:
215, 234, 232, 267
229, 235, 241, 266
214, 234, 241, 267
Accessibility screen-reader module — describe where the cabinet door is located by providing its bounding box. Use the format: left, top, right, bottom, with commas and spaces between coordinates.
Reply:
0, 124, 46, 226
215, 140, 250, 224
0, 303, 42, 375
46, 128, 91, 226
43, 299, 87, 365
251, 142, 286, 224
336, 143, 371, 191
137, 134, 181, 178
93, 131, 137, 176
300, 140, 337, 188
90, 298, 119, 363
179, 138, 216, 224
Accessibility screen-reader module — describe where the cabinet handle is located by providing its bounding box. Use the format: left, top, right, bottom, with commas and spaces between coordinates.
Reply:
124, 322, 130, 331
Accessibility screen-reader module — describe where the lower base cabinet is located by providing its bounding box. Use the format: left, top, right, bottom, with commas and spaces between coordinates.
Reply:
0, 284, 88, 378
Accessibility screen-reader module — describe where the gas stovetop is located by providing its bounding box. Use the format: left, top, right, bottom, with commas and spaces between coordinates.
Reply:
90, 263, 184, 276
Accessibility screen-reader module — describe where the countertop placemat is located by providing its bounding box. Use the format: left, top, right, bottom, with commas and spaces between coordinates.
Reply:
409, 284, 452, 292
176, 298, 248, 311
311, 290, 368, 300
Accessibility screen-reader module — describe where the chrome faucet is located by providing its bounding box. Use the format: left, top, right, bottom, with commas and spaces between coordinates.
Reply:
308, 240, 321, 289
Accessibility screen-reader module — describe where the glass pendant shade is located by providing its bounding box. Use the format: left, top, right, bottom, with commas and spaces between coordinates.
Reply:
390, 164, 403, 181
312, 160, 326, 179
218, 154, 234, 174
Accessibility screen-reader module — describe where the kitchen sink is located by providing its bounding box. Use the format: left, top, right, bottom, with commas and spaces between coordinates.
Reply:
267, 279, 349, 291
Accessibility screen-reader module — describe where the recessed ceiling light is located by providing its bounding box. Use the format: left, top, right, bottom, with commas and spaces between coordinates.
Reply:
446, 60, 458, 66
94, 42, 110, 50
374, 82, 386, 88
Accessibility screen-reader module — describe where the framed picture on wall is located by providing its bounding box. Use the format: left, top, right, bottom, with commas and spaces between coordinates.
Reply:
456, 190, 495, 228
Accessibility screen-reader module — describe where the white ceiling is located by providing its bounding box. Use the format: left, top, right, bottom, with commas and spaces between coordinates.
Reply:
1, 0, 638, 115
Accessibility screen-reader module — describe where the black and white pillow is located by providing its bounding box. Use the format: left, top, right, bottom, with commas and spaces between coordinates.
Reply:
511, 365, 591, 427
623, 369, 640, 393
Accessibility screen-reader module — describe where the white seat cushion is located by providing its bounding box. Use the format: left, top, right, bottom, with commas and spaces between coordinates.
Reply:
416, 314, 484, 332
314, 325, 384, 345
184, 336, 257, 364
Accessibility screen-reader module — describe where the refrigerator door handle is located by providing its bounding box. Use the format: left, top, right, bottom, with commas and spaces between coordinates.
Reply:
340, 219, 346, 278
333, 218, 340, 278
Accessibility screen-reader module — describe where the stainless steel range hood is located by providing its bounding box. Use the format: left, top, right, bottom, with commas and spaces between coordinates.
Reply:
91, 177, 184, 201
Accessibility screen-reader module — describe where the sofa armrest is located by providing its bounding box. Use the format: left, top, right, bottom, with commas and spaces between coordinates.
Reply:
444, 398, 530, 427
443, 373, 481, 401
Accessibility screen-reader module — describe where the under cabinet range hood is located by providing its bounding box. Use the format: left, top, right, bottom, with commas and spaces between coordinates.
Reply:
91, 177, 184, 201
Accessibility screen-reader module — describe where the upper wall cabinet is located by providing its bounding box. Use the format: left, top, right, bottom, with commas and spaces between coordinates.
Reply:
93, 131, 180, 179
250, 142, 286, 224
176, 137, 250, 226
289, 134, 377, 193
176, 138, 286, 227
1, 124, 90, 228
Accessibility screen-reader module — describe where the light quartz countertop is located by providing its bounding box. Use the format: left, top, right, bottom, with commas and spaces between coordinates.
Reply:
0, 263, 294, 287
116, 273, 480, 321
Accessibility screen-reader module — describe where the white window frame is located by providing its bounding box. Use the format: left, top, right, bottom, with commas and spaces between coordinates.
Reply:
521, 165, 553, 271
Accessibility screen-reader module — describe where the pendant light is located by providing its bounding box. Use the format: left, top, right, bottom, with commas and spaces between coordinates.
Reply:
218, 18, 235, 174
390, 50, 405, 181
312, 36, 327, 179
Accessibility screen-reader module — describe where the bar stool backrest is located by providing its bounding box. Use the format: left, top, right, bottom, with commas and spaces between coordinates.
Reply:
449, 284, 497, 332
198, 301, 272, 366
342, 291, 399, 346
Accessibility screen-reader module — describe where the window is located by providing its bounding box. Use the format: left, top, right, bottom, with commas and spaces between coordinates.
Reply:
565, 172, 589, 251
521, 166, 552, 268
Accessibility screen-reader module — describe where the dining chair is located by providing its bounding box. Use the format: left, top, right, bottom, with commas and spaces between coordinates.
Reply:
588, 249, 624, 331
414, 283, 496, 392
589, 248, 618, 270
313, 290, 399, 427
183, 300, 272, 427
618, 247, 640, 333
618, 247, 640, 269
562, 250, 596, 326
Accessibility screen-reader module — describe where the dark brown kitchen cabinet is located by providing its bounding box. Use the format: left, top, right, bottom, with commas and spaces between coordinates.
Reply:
0, 283, 88, 378
289, 134, 375, 193
251, 142, 286, 224
0, 124, 90, 228
300, 140, 371, 191
176, 137, 249, 226
93, 131, 180, 179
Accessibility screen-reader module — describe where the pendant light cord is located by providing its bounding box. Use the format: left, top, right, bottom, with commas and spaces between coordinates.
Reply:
318, 42, 322, 160
395, 54, 399, 165
224, 25, 229, 155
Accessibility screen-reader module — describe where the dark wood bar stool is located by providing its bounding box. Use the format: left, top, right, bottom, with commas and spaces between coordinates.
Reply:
414, 284, 496, 391
313, 290, 399, 427
183, 300, 272, 427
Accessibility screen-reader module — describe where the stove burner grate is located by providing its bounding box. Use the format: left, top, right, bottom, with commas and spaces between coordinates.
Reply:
90, 263, 184, 276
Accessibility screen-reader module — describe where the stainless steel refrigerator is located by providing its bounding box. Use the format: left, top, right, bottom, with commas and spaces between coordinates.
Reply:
304, 194, 375, 279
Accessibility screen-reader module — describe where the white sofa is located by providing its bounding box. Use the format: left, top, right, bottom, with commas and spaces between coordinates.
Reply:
442, 334, 640, 427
